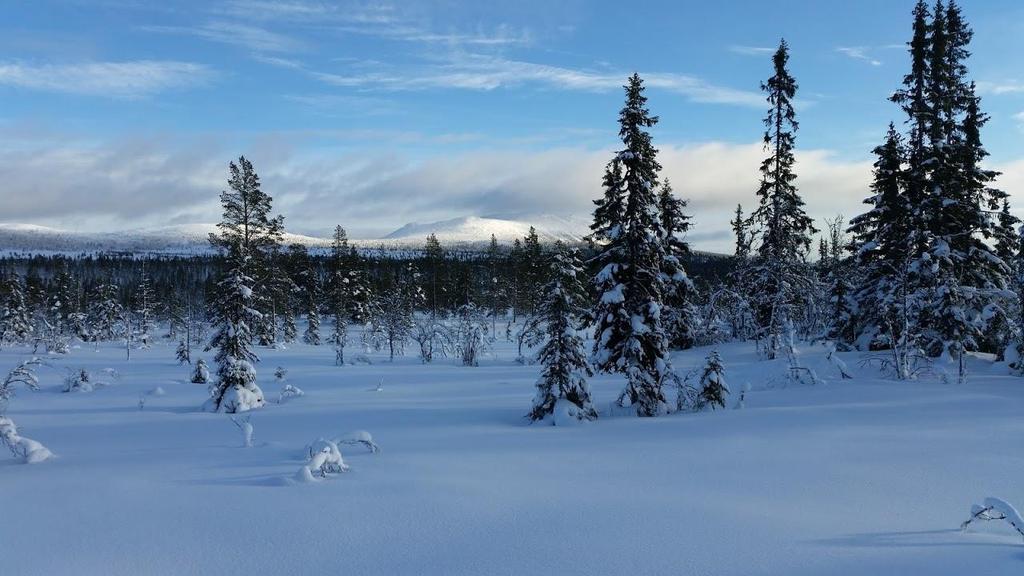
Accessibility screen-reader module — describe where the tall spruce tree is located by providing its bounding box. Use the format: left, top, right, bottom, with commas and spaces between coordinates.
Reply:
849, 124, 915, 350
590, 73, 675, 417
529, 243, 597, 423
205, 156, 281, 413
748, 39, 816, 358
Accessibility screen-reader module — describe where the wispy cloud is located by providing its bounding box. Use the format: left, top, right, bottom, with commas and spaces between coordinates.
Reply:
306, 53, 763, 106
0, 60, 213, 98
142, 21, 304, 52
728, 45, 774, 56
836, 46, 882, 66
977, 80, 1024, 95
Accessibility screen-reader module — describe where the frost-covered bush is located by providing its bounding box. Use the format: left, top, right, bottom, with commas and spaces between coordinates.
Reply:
297, 438, 349, 481
62, 368, 93, 393
961, 497, 1024, 542
279, 383, 304, 404
191, 358, 209, 384
451, 304, 490, 367
0, 357, 41, 413
0, 416, 52, 464
411, 317, 448, 364
336, 430, 379, 453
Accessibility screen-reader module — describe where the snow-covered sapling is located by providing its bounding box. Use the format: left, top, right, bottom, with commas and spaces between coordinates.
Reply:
191, 358, 209, 384
336, 430, 380, 454
826, 344, 852, 379
528, 244, 597, 423
62, 368, 92, 393
279, 383, 304, 404
274, 366, 288, 382
230, 415, 255, 448
0, 416, 52, 464
734, 382, 751, 410
697, 350, 729, 410
961, 497, 1024, 542
0, 357, 42, 414
176, 339, 190, 365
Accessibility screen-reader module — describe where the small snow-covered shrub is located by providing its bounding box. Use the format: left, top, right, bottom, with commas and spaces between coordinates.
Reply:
191, 358, 209, 384
300, 438, 349, 479
336, 430, 380, 453
62, 368, 93, 393
961, 497, 1024, 542
279, 383, 304, 404
0, 416, 53, 464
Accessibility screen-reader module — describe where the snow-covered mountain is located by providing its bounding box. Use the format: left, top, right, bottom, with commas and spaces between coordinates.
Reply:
0, 216, 588, 256
367, 215, 588, 247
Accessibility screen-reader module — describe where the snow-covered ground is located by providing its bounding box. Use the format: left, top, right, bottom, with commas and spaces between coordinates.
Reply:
3, 335, 1023, 575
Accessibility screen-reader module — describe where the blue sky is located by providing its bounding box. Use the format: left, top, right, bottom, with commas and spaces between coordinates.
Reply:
2, 0, 1024, 250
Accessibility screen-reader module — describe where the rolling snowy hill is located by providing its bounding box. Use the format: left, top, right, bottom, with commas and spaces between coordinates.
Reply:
0, 216, 589, 256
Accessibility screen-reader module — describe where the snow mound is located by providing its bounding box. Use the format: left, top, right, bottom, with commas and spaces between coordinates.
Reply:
0, 416, 53, 464
336, 430, 380, 453
300, 438, 349, 479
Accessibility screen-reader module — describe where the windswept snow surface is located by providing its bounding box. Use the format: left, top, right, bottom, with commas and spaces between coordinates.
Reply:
2, 336, 1024, 575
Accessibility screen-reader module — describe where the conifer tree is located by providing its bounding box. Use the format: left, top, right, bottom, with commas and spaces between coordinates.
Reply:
0, 275, 32, 346
423, 233, 444, 318
697, 350, 729, 410
590, 73, 675, 417
134, 270, 155, 347
730, 204, 750, 259
658, 179, 697, 350
205, 156, 281, 413
748, 39, 817, 358
303, 268, 322, 346
849, 124, 914, 350
529, 243, 597, 423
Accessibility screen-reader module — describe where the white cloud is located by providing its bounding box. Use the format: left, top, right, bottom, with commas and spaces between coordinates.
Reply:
0, 60, 213, 98
728, 45, 774, 56
309, 53, 764, 106
976, 81, 1024, 95
836, 47, 882, 66
142, 21, 304, 52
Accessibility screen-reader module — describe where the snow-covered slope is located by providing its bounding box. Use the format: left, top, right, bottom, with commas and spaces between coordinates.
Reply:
374, 215, 587, 246
0, 223, 332, 256
0, 216, 588, 255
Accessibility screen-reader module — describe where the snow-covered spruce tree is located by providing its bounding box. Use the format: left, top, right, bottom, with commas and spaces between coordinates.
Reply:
367, 263, 423, 361
0, 274, 32, 347
484, 234, 508, 335
696, 350, 729, 410
848, 123, 916, 353
747, 39, 817, 359
520, 227, 545, 316
658, 179, 698, 350
326, 225, 360, 365
730, 204, 751, 259
89, 281, 122, 343
176, 339, 190, 365
192, 357, 210, 384
134, 270, 155, 347
590, 73, 675, 417
529, 243, 596, 423
303, 269, 322, 346
423, 233, 444, 318
820, 216, 858, 349
204, 156, 282, 413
